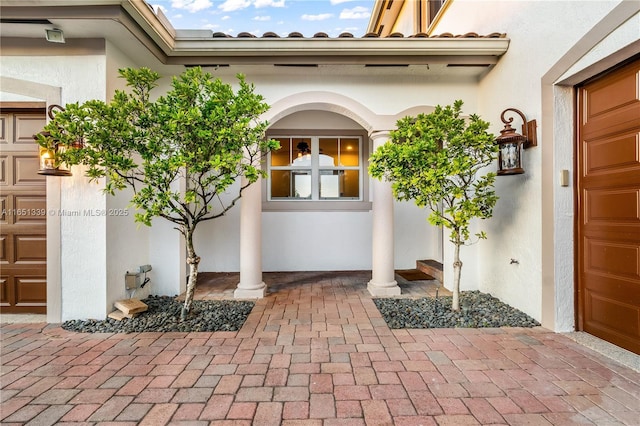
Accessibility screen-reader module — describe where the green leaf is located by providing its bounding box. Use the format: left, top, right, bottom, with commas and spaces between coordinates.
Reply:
368, 99, 499, 278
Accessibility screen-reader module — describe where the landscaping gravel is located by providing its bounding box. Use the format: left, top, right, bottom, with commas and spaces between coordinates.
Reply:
62, 291, 538, 333
62, 295, 254, 333
374, 291, 540, 329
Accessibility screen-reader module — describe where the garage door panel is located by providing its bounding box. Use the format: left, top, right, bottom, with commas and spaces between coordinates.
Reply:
0, 115, 8, 145
13, 155, 44, 186
15, 277, 46, 305
0, 195, 7, 224
584, 67, 639, 120
14, 235, 46, 263
0, 235, 6, 262
583, 105, 640, 140
14, 195, 46, 224
584, 188, 639, 225
585, 238, 639, 280
0, 276, 11, 307
585, 291, 639, 337
0, 155, 7, 186
583, 263, 640, 305
583, 131, 639, 177
13, 115, 46, 148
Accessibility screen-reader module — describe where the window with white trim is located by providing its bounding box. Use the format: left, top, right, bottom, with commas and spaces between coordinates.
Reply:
268, 135, 364, 202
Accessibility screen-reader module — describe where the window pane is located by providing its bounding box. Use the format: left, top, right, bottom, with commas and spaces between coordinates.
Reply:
271, 170, 312, 199
341, 170, 359, 197
319, 170, 359, 199
340, 138, 359, 166
292, 138, 312, 165
271, 170, 291, 198
320, 171, 340, 198
271, 138, 291, 166
293, 171, 312, 199
319, 138, 338, 166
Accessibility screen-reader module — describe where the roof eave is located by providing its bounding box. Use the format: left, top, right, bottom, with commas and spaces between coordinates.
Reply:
168, 38, 510, 65
0, 0, 510, 67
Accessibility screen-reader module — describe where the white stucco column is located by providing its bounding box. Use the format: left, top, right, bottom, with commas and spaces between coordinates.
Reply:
368, 131, 400, 296
235, 177, 266, 298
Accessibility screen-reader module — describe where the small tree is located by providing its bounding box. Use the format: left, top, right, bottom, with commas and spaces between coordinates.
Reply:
369, 100, 498, 311
38, 67, 279, 320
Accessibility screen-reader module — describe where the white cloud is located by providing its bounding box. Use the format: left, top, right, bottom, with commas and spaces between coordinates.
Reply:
253, 15, 271, 21
301, 13, 333, 21
174, 14, 183, 18
330, 0, 356, 4
339, 6, 370, 19
171, 0, 213, 13
221, 15, 231, 20
254, 0, 285, 8
202, 23, 220, 29
218, 0, 251, 12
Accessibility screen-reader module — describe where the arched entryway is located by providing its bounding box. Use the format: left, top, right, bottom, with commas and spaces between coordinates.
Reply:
234, 92, 441, 298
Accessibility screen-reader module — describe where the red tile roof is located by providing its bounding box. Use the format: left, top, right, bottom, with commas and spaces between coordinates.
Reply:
208, 31, 506, 40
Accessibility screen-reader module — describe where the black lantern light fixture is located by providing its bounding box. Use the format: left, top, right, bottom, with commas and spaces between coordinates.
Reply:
36, 104, 83, 177
495, 108, 537, 175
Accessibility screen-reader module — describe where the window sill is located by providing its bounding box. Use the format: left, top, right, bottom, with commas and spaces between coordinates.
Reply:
262, 201, 372, 212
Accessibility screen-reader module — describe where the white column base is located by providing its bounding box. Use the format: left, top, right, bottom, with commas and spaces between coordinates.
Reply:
234, 282, 267, 299
367, 280, 401, 296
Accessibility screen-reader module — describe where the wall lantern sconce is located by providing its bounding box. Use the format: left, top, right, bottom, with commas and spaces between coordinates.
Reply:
38, 140, 72, 176
35, 104, 82, 177
45, 28, 65, 43
495, 108, 537, 175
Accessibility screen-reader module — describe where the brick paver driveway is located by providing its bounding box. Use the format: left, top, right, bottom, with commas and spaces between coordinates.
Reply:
2, 271, 639, 425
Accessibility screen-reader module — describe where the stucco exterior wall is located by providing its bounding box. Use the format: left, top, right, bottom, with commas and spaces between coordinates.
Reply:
104, 41, 152, 312
392, 1, 416, 36
1, 54, 110, 320
431, 0, 636, 328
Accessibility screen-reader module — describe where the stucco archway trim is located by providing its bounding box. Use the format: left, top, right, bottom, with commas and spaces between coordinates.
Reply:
264, 91, 378, 133
264, 91, 438, 135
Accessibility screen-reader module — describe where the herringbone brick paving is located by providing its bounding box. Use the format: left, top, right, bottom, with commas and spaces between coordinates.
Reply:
1, 271, 639, 425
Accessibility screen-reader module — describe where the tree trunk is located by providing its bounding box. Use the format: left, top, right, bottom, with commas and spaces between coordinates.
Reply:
181, 228, 200, 321
452, 236, 463, 312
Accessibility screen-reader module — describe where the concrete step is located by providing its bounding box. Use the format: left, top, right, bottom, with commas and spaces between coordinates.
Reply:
416, 259, 443, 282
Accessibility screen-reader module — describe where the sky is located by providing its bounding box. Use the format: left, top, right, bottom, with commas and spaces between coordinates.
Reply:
150, 0, 374, 37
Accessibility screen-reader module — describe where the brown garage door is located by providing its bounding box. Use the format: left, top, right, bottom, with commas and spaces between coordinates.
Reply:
0, 109, 47, 314
577, 58, 640, 354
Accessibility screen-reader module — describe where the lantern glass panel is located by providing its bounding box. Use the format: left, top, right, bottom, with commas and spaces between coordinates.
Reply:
39, 147, 56, 170
500, 142, 521, 171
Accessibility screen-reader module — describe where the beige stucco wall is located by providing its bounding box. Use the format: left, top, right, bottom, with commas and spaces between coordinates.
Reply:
0, 42, 156, 320
432, 0, 639, 330
1, 54, 109, 320
104, 40, 153, 314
